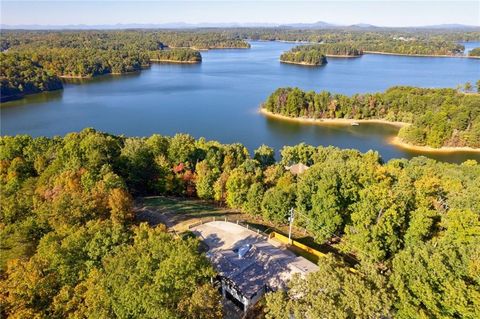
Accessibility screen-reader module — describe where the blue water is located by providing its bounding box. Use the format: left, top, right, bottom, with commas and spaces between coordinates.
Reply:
2, 41, 480, 163
462, 41, 480, 54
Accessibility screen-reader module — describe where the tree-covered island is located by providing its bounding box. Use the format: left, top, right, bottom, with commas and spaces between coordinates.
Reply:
280, 43, 363, 65
262, 86, 480, 149
280, 47, 328, 66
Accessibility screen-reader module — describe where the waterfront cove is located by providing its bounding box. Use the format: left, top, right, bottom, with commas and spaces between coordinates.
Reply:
2, 41, 480, 163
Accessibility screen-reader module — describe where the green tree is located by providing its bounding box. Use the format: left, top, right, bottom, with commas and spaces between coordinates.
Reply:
261, 182, 296, 223
119, 138, 157, 194
168, 133, 196, 166
225, 167, 256, 209
244, 182, 265, 215
195, 160, 219, 200
265, 255, 393, 319
254, 144, 275, 168
79, 224, 222, 319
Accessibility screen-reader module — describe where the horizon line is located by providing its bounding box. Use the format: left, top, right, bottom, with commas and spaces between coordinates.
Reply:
2, 21, 480, 29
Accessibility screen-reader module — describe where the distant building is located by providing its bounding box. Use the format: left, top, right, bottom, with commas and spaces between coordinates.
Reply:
285, 163, 309, 175
191, 221, 318, 312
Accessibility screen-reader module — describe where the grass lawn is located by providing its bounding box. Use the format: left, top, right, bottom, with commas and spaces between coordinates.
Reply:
136, 196, 243, 232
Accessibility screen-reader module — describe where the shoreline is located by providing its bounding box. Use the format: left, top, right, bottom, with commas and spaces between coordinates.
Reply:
260, 109, 480, 153
259, 108, 407, 128
325, 54, 362, 58
1, 89, 63, 105
389, 136, 480, 153
150, 59, 201, 64
256, 40, 478, 59
363, 51, 480, 59
279, 60, 326, 66
59, 75, 93, 79
169, 46, 250, 51
60, 69, 143, 79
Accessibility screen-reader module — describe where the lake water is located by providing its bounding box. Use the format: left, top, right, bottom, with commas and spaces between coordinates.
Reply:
1, 41, 480, 163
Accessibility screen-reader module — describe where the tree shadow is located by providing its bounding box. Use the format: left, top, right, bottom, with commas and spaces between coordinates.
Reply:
197, 233, 225, 250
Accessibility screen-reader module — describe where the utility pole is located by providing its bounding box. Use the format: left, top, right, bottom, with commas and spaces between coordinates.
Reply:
288, 207, 295, 244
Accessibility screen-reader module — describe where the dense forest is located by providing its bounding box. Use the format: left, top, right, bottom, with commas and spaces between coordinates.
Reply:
0, 30, 251, 52
263, 86, 480, 148
469, 47, 480, 57
287, 43, 363, 57
290, 37, 464, 56
150, 48, 202, 63
0, 53, 63, 102
232, 27, 480, 43
234, 28, 478, 56
1, 129, 479, 318
356, 39, 463, 56
0, 30, 249, 101
1, 28, 477, 101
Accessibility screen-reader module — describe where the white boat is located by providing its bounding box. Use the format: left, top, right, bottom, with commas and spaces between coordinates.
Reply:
351, 122, 360, 126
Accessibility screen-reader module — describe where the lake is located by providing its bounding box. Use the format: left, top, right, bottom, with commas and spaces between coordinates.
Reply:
1, 41, 480, 163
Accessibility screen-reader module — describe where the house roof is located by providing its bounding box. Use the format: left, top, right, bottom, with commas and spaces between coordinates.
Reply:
285, 163, 309, 175
192, 221, 318, 299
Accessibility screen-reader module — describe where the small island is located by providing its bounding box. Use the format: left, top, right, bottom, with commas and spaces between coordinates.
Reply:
261, 86, 480, 150
280, 43, 365, 66
280, 47, 328, 66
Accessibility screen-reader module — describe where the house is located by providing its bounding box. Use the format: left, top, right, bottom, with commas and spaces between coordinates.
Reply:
191, 221, 318, 312
285, 163, 309, 175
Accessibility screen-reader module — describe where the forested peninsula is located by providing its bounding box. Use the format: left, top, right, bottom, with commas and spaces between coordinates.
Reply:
0, 31, 250, 101
284, 43, 363, 60
238, 28, 479, 57
262, 86, 480, 149
1, 129, 479, 318
469, 47, 480, 57
2, 28, 478, 101
280, 39, 480, 64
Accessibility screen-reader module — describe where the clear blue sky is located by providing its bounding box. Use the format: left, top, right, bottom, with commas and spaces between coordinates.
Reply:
1, 1, 479, 27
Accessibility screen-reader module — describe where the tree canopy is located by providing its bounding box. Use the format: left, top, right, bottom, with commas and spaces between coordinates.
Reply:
1, 129, 479, 318
263, 85, 480, 148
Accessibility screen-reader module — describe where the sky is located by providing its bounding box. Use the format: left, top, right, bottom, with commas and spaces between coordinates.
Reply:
1, 1, 479, 27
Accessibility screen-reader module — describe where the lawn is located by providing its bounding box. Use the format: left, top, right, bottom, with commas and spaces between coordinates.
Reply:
136, 196, 243, 231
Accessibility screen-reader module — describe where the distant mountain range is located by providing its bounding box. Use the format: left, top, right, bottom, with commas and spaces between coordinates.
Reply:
1, 21, 479, 30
